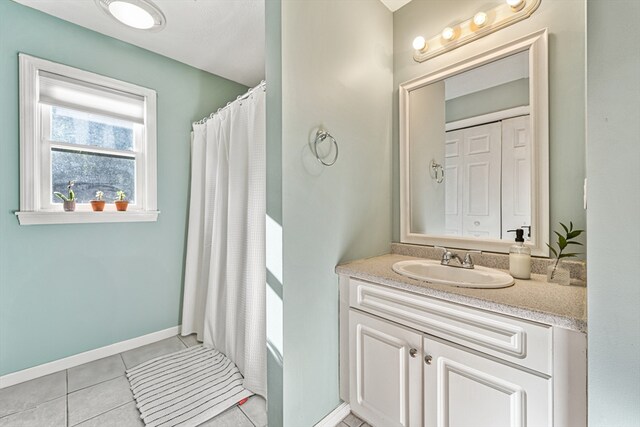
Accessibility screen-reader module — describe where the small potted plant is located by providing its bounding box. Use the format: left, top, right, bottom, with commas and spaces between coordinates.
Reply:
91, 191, 105, 212
546, 221, 584, 286
115, 190, 129, 212
54, 181, 76, 212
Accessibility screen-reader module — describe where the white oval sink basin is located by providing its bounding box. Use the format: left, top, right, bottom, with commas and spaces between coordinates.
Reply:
392, 259, 514, 289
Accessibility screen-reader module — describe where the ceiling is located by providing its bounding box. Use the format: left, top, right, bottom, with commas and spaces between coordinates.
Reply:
13, 0, 409, 87
379, 0, 412, 12
12, 0, 265, 87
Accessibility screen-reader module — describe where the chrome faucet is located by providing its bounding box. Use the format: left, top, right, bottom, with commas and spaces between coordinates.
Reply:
435, 247, 482, 269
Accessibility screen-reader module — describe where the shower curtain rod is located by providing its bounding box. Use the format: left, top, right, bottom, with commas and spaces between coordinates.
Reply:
193, 80, 266, 125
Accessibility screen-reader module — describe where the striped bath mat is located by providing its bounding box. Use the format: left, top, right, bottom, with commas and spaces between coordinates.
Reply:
126, 345, 253, 427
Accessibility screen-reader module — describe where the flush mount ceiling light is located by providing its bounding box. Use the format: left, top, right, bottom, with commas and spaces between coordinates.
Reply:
95, 0, 166, 31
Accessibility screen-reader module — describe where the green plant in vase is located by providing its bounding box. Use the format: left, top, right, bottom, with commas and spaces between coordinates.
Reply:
546, 222, 584, 285
54, 181, 76, 212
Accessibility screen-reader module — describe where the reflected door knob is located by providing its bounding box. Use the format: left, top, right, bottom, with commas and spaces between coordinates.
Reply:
409, 348, 418, 358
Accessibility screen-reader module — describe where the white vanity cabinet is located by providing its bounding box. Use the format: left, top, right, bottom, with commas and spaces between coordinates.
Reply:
340, 277, 586, 427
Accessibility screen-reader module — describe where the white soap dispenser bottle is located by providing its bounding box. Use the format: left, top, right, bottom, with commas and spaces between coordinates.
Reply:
507, 228, 531, 279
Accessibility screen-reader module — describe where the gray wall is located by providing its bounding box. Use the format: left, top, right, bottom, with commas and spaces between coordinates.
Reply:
278, 0, 393, 424
393, 0, 586, 249
587, 1, 640, 425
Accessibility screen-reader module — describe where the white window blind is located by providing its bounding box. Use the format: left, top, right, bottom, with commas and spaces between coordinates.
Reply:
38, 71, 145, 124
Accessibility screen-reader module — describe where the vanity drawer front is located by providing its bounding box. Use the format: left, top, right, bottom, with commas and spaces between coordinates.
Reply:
349, 279, 552, 375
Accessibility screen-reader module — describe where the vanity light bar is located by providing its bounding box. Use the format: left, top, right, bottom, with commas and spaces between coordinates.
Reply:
412, 0, 541, 63
412, 36, 428, 53
473, 12, 488, 27
507, 0, 526, 11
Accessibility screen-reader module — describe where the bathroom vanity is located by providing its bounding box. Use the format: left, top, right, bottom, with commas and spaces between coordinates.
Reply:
337, 251, 586, 427
341, 18, 588, 427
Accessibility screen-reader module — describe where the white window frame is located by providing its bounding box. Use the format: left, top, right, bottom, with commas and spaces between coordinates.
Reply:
16, 54, 159, 225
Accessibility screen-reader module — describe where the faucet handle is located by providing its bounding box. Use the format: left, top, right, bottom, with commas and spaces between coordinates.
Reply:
434, 246, 452, 264
463, 250, 482, 267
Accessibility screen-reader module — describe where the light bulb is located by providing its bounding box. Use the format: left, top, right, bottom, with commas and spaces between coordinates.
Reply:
506, 0, 525, 11
441, 27, 456, 41
108, 1, 155, 29
473, 12, 488, 27
412, 36, 428, 52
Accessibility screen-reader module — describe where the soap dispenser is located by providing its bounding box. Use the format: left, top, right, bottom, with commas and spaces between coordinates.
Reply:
507, 228, 531, 279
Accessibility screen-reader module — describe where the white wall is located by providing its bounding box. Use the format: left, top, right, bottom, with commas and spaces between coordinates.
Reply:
587, 1, 640, 424
280, 0, 393, 424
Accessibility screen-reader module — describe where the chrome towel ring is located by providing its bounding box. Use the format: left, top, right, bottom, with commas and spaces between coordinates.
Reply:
430, 159, 444, 183
313, 130, 339, 166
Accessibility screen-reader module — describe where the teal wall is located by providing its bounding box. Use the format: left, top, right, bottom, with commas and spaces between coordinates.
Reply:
279, 0, 393, 425
0, 1, 247, 376
265, 0, 284, 425
587, 1, 640, 425
393, 0, 586, 249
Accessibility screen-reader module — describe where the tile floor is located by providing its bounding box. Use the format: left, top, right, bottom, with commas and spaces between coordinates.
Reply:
338, 413, 369, 427
0, 335, 267, 427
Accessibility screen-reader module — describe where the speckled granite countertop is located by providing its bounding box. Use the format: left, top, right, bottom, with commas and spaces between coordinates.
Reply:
336, 254, 587, 333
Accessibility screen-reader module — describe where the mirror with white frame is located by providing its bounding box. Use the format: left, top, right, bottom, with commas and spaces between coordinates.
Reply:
400, 29, 549, 256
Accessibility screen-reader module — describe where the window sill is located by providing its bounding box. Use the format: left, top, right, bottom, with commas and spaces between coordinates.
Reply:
15, 210, 160, 225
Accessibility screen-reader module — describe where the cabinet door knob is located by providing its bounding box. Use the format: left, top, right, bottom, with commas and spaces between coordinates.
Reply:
409, 348, 418, 358
424, 355, 433, 365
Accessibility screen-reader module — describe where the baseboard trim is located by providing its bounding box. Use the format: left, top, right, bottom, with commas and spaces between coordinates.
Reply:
0, 325, 181, 389
314, 402, 351, 427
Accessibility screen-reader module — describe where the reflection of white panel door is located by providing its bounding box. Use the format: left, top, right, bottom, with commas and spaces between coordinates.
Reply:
445, 123, 501, 238
444, 131, 463, 235
350, 310, 423, 427
502, 116, 531, 238
460, 123, 502, 238
424, 337, 551, 427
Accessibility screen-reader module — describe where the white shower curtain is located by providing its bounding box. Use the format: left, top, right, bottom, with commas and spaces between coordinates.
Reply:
181, 84, 266, 398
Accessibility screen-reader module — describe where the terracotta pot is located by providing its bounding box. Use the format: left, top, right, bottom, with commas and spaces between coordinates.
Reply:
63, 200, 76, 212
90, 200, 106, 212
115, 200, 129, 212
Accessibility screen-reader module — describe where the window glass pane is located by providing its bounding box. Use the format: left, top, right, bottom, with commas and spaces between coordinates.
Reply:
51, 149, 135, 204
50, 106, 134, 151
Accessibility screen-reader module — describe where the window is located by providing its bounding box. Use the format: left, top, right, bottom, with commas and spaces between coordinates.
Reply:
17, 54, 158, 225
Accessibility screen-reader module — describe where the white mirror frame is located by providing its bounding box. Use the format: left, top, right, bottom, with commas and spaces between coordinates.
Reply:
399, 28, 549, 256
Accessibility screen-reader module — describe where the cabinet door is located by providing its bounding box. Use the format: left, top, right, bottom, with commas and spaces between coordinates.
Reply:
350, 309, 423, 427
424, 337, 550, 427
